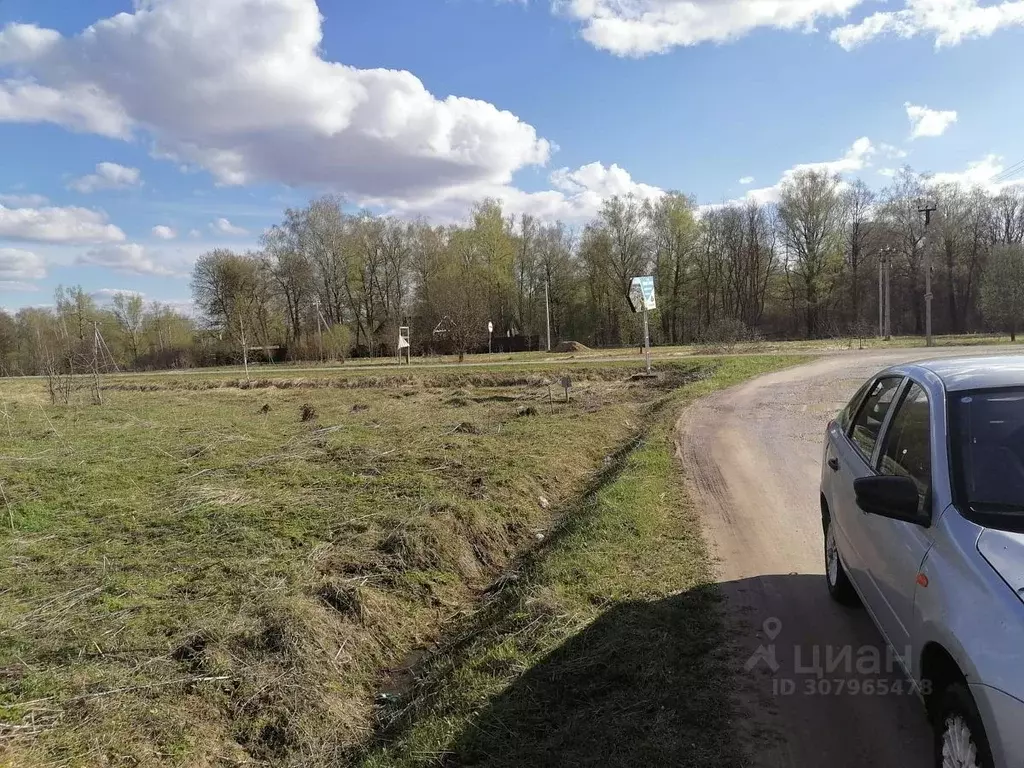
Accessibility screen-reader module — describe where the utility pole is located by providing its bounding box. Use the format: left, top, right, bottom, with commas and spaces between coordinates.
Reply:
544, 274, 552, 353
878, 252, 884, 338
92, 321, 103, 405
918, 202, 938, 347
885, 251, 892, 342
878, 246, 895, 341
313, 296, 324, 362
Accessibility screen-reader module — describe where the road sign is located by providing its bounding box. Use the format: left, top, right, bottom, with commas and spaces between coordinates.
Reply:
397, 325, 411, 364
627, 276, 656, 375
487, 321, 494, 333
628, 276, 656, 312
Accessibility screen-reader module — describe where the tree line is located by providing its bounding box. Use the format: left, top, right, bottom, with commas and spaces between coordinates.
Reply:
3, 166, 1024, 376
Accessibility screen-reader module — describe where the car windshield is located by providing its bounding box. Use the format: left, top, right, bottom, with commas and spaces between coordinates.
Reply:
951, 388, 1024, 515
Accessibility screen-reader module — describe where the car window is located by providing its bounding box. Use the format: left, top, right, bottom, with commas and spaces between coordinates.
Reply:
879, 383, 931, 509
836, 380, 872, 432
849, 376, 903, 461
950, 388, 1024, 515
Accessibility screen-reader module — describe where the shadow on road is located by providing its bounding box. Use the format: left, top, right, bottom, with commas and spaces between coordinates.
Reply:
440, 574, 931, 768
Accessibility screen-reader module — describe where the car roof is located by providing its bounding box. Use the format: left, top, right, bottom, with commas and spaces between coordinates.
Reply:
896, 355, 1024, 392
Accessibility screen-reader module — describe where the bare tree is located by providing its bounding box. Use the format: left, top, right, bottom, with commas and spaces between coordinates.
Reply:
262, 225, 314, 352
649, 193, 700, 343
435, 228, 489, 361
992, 186, 1024, 245
843, 180, 877, 330
111, 292, 144, 366
979, 244, 1024, 340
191, 249, 268, 371
878, 168, 928, 334
777, 170, 847, 337
933, 184, 990, 333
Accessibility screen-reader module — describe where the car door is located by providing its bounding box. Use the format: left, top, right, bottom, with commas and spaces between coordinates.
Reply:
861, 380, 937, 661
828, 375, 904, 621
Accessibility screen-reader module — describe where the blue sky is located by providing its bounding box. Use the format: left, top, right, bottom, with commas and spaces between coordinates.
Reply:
1, 0, 1022, 312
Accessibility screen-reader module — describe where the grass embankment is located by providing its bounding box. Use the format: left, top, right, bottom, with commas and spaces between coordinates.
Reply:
0, 359, 800, 767
358, 355, 807, 768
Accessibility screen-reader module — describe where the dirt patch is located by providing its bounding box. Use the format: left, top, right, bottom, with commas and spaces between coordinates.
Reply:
551, 340, 592, 353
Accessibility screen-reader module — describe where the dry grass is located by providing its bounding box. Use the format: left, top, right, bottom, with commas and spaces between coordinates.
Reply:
358, 355, 810, 768
0, 361, 717, 766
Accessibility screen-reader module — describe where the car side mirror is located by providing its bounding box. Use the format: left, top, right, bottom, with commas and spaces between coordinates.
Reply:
854, 475, 930, 526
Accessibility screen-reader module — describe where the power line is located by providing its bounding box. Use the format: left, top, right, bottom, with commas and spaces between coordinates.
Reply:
991, 158, 1024, 186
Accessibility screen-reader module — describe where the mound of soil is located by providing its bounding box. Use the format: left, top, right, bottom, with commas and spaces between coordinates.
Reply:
551, 340, 592, 353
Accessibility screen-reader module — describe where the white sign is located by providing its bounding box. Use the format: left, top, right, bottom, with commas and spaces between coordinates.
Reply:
487, 321, 494, 334
397, 336, 410, 349
628, 276, 656, 312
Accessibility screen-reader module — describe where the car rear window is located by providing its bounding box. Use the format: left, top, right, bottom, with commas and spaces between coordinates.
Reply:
849, 376, 903, 461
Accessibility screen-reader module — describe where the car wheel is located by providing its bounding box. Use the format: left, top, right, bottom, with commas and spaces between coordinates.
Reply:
824, 515, 858, 605
933, 683, 994, 768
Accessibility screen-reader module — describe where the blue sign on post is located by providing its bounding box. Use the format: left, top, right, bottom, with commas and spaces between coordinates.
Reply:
627, 276, 656, 375
628, 276, 656, 312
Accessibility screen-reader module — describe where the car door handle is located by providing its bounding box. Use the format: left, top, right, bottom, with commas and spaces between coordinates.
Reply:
828, 457, 840, 471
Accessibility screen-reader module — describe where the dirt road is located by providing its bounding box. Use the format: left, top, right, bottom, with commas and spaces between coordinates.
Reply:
676, 349, 1017, 767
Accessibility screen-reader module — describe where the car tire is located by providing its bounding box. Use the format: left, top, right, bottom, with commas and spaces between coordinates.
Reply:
933, 683, 994, 768
824, 515, 858, 606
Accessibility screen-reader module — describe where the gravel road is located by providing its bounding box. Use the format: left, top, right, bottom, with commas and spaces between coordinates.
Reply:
676, 348, 1019, 767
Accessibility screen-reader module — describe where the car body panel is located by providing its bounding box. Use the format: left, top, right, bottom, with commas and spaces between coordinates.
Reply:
821, 356, 1024, 768
978, 529, 1024, 597
912, 507, 1024, 695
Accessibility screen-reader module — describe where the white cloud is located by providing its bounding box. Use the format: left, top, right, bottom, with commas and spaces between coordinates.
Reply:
904, 102, 957, 139
706, 137, 875, 208
878, 167, 897, 177
211, 217, 248, 236
928, 154, 1023, 193
0, 81, 131, 138
68, 162, 142, 193
188, 229, 202, 238
162, 299, 197, 317
0, 280, 40, 292
831, 0, 1024, 49
76, 244, 176, 277
786, 136, 875, 178
152, 225, 177, 240
879, 143, 908, 159
0, 248, 46, 280
0, 202, 125, 243
382, 161, 664, 223
0, 193, 48, 207
550, 161, 663, 202
90, 288, 145, 302
0, 23, 60, 65
0, 0, 551, 207
556, 0, 865, 56
739, 176, 754, 185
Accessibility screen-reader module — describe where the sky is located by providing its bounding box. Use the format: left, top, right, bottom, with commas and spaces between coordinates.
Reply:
1, 0, 1023, 312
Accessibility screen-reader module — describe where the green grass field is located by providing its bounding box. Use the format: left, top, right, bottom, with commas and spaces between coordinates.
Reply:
1, 355, 803, 766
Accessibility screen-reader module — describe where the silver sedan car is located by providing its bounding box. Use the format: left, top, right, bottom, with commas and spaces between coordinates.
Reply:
821, 356, 1024, 768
